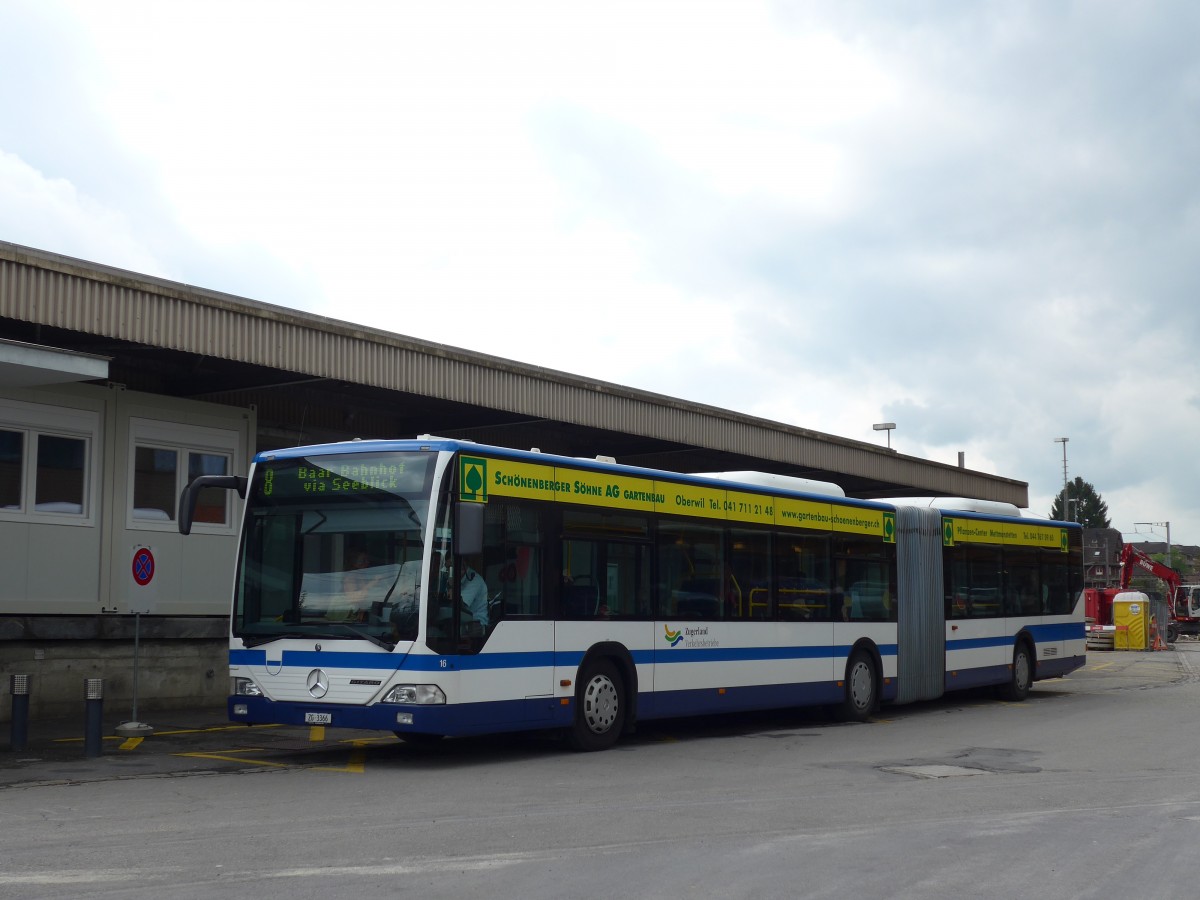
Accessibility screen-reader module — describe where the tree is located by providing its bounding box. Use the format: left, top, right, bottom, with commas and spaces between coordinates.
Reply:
1049, 476, 1111, 527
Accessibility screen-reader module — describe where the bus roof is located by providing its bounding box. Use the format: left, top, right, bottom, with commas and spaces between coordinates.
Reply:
253, 437, 894, 510
254, 438, 1078, 527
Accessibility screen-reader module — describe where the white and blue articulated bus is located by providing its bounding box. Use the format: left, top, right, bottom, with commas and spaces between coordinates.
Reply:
179, 437, 1085, 751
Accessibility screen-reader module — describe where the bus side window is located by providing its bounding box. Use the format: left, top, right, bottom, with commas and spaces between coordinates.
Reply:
729, 528, 770, 619
658, 523, 724, 620
484, 501, 544, 620
833, 537, 893, 622
561, 537, 649, 619
777, 531, 830, 622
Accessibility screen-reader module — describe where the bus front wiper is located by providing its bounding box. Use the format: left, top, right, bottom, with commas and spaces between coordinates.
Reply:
319, 622, 397, 652
240, 631, 311, 648
238, 625, 397, 652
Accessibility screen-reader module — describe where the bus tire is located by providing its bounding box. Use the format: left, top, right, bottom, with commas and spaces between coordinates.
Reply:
568, 659, 625, 752
1001, 641, 1033, 702
836, 649, 876, 722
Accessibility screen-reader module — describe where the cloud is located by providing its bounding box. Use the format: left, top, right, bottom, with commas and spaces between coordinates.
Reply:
3, 1, 1200, 542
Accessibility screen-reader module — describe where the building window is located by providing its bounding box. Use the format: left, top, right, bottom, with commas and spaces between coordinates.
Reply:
188, 451, 230, 524
133, 446, 179, 521
0, 400, 98, 524
0, 429, 22, 509
35, 434, 86, 513
128, 418, 239, 533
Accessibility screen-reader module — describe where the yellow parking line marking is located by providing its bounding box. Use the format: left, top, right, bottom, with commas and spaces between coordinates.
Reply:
174, 749, 292, 768
177, 740, 372, 774
118, 737, 144, 751
153, 724, 285, 736
312, 755, 366, 774
309, 725, 326, 741
52, 723, 285, 744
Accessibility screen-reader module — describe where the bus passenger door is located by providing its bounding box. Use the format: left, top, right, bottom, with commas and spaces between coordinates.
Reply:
454, 508, 558, 726
555, 531, 654, 714
945, 548, 1007, 690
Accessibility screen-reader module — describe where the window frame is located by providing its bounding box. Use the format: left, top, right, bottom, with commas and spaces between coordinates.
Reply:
127, 418, 240, 535
0, 398, 99, 527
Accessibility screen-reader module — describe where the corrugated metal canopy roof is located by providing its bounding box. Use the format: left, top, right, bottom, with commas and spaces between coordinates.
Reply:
0, 241, 1028, 505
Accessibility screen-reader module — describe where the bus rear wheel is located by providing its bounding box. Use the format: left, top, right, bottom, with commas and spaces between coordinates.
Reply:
1000, 642, 1032, 701
568, 660, 625, 752
836, 649, 877, 722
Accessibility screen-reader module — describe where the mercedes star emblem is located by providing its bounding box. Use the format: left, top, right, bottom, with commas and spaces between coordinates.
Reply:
306, 668, 330, 699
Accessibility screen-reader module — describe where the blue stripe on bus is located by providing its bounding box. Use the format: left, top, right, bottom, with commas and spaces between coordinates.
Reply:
638, 681, 846, 719
944, 657, 1089, 688
947, 622, 1085, 653
1037, 655, 1086, 679
652, 644, 897, 663
1027, 621, 1087, 640
230, 695, 572, 736
946, 665, 1009, 690
233, 633, 1075, 675
231, 681, 853, 737
947, 636, 1015, 651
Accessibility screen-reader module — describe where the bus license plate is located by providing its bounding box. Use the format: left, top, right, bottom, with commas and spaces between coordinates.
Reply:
304, 712, 332, 725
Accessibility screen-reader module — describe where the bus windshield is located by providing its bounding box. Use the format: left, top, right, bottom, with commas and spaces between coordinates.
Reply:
233, 451, 437, 648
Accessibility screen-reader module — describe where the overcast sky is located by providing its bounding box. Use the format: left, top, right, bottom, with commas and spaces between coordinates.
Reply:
3, 1, 1199, 546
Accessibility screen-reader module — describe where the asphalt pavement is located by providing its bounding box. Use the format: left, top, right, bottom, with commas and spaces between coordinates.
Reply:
2, 643, 1196, 790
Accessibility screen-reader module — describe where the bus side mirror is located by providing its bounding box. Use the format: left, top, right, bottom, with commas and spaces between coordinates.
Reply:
454, 502, 484, 556
179, 474, 248, 535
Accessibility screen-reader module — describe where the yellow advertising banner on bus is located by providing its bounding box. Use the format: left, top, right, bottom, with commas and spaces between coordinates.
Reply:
942, 516, 1068, 551
775, 497, 831, 530
832, 507, 893, 541
463, 455, 894, 541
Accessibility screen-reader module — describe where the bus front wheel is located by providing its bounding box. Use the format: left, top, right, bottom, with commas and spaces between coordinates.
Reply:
836, 649, 877, 722
568, 660, 625, 752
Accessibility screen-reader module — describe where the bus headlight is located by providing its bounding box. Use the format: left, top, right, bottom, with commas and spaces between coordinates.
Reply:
232, 677, 263, 697
382, 684, 446, 705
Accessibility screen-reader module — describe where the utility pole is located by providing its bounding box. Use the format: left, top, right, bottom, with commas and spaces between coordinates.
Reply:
1054, 437, 1069, 522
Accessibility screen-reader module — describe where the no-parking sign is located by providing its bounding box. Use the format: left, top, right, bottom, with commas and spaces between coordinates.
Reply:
132, 547, 155, 586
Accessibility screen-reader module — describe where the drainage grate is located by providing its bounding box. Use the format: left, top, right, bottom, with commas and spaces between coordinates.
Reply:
882, 764, 992, 779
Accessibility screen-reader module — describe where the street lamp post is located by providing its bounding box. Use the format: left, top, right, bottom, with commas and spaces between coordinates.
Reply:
873, 422, 896, 449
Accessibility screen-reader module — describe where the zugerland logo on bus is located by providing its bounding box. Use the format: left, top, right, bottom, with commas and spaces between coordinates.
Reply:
459, 456, 488, 502
663, 624, 718, 649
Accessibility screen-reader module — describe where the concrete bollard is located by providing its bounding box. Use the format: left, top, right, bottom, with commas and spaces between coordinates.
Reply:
10, 674, 31, 753
83, 678, 104, 758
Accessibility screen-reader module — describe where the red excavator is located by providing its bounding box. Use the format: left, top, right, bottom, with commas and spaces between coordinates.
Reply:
1083, 543, 1191, 644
